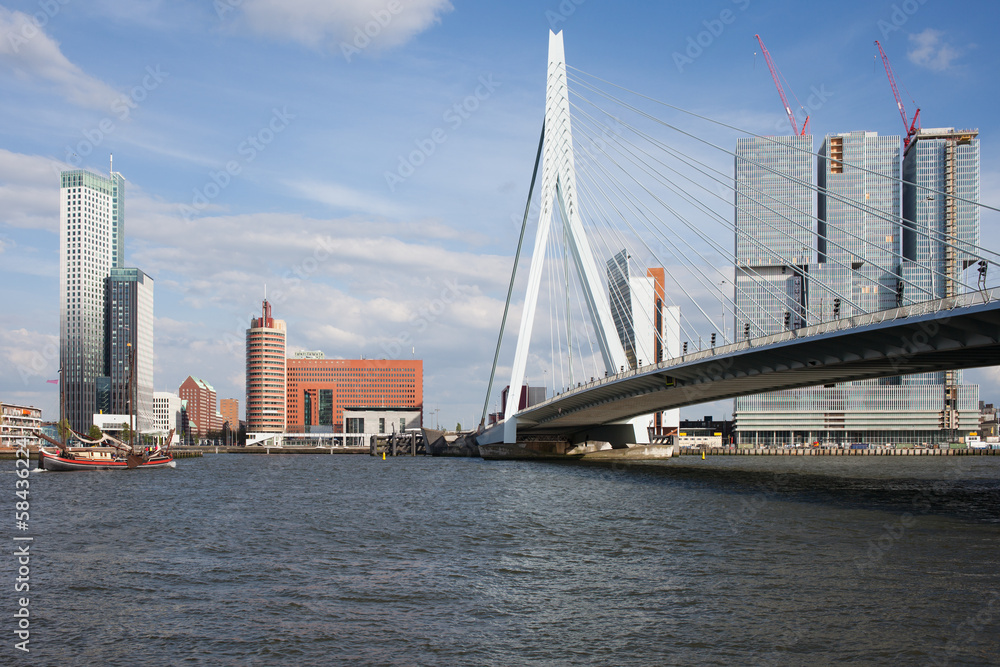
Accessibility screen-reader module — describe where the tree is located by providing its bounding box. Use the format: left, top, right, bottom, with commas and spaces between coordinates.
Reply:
57, 419, 71, 441
456, 422, 463, 431
87, 425, 103, 442
119, 422, 133, 443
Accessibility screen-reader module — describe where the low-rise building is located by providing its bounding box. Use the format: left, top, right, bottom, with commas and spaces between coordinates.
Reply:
1, 403, 42, 448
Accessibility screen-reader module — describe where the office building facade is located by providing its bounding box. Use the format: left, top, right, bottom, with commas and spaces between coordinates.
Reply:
286, 355, 423, 434
606, 250, 681, 434
153, 391, 183, 435
59, 169, 125, 432
734, 131, 979, 444
220, 398, 239, 431
245, 299, 286, 433
104, 268, 154, 432
178, 376, 224, 436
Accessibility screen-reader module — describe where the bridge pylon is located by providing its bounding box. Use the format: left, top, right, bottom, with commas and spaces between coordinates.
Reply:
502, 31, 639, 446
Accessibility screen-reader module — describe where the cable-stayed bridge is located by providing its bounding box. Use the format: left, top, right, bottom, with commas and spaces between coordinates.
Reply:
478, 31, 1000, 456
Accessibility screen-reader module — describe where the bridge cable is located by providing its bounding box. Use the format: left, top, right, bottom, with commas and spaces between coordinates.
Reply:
567, 65, 1000, 216
567, 71, 1000, 272
480, 122, 544, 432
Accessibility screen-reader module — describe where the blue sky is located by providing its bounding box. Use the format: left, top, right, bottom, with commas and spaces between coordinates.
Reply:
2, 0, 998, 429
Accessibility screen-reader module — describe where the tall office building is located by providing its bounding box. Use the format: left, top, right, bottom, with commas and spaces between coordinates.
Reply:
734, 130, 979, 444
59, 169, 125, 432
606, 250, 681, 434
733, 135, 814, 338
900, 127, 980, 434
246, 299, 286, 433
104, 268, 154, 431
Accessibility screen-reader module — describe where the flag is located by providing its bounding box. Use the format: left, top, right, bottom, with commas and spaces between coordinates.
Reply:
47, 379, 59, 384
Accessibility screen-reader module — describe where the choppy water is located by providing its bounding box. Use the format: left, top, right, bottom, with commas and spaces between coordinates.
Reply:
3, 453, 1000, 665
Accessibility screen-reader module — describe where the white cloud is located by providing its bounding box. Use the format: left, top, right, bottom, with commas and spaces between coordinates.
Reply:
0, 328, 60, 417
0, 7, 121, 109
287, 179, 408, 218
0, 148, 66, 230
907, 29, 960, 72
236, 0, 453, 52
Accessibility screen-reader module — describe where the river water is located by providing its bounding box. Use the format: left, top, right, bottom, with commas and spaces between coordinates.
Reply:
4, 453, 1000, 665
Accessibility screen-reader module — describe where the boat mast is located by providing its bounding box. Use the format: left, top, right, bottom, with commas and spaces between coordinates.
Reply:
59, 366, 66, 445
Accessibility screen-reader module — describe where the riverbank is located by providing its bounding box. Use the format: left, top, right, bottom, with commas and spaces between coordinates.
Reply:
681, 446, 1000, 456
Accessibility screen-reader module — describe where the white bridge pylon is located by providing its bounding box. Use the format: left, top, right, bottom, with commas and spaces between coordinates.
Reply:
504, 31, 640, 445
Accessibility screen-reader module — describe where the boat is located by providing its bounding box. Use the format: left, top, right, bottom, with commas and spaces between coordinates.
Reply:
37, 345, 174, 471
36, 429, 175, 471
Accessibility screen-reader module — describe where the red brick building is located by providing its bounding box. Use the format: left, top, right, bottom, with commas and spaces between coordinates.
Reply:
286, 357, 422, 433
178, 376, 224, 436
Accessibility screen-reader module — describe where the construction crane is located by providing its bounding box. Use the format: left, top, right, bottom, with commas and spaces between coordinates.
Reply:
754, 34, 809, 136
874, 40, 921, 151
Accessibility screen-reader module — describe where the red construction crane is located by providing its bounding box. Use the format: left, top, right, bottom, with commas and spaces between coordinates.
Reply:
875, 40, 921, 151
754, 34, 809, 136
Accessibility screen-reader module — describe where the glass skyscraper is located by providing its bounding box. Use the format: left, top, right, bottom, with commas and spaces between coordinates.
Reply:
104, 268, 155, 432
733, 130, 979, 445
60, 168, 154, 434
733, 135, 814, 339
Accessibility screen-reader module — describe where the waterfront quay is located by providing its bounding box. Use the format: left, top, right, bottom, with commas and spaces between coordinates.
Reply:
681, 445, 1000, 456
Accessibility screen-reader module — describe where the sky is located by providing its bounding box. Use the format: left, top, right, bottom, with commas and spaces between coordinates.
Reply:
1, 0, 999, 430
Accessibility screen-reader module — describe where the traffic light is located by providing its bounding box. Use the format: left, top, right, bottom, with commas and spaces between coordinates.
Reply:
833, 298, 841, 318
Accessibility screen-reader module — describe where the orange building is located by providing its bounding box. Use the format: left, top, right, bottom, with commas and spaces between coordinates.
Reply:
246, 299, 286, 433
286, 357, 422, 433
220, 398, 239, 431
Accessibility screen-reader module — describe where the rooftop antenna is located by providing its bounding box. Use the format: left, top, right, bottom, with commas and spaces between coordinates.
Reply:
110, 152, 113, 176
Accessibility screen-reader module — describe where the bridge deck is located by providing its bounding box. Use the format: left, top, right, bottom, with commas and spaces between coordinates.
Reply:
504, 291, 1000, 435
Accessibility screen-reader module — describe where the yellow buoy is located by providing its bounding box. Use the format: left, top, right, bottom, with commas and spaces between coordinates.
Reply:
382, 452, 386, 460
702, 451, 705, 460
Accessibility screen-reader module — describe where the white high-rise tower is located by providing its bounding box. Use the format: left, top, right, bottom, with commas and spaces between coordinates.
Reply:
59, 168, 125, 432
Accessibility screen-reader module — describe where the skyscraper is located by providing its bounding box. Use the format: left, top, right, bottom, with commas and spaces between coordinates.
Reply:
606, 250, 681, 434
733, 135, 814, 338
104, 268, 154, 431
59, 169, 125, 432
246, 299, 286, 433
900, 127, 981, 434
733, 130, 979, 444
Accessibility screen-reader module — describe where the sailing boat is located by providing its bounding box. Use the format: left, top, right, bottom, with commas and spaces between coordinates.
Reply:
37, 344, 175, 471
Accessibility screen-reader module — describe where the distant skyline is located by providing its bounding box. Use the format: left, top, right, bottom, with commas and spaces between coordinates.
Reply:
2, 0, 999, 429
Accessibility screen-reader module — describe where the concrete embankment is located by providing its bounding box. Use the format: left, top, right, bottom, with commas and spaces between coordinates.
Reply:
680, 447, 1000, 456
176, 446, 368, 455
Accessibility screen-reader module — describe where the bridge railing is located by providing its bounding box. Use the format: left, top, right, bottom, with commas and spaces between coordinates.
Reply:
525, 288, 998, 413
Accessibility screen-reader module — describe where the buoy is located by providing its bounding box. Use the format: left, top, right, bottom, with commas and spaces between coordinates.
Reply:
702, 451, 705, 460
382, 452, 386, 460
